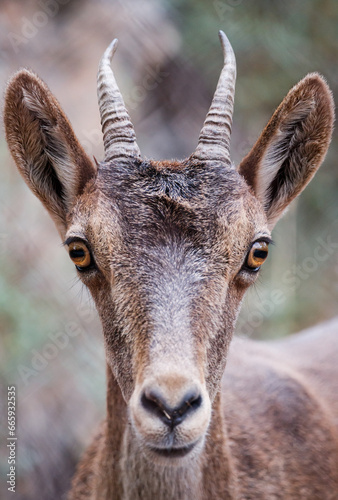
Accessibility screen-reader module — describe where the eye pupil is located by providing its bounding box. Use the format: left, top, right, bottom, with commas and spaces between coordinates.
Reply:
70, 249, 85, 259
253, 249, 267, 259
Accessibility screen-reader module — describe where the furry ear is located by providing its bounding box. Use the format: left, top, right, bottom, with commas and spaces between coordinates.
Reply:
4, 69, 96, 236
238, 73, 334, 229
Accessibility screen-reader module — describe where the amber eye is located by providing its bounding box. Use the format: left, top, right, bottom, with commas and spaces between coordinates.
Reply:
246, 241, 269, 271
68, 241, 92, 269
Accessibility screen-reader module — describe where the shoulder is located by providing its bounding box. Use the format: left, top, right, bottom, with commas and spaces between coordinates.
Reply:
220, 336, 338, 498
223, 335, 326, 427
222, 336, 338, 482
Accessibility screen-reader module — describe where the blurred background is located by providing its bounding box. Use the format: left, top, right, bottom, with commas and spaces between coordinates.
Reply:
0, 0, 337, 498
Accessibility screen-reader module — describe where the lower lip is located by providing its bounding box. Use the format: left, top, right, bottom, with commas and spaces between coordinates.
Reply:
149, 441, 197, 458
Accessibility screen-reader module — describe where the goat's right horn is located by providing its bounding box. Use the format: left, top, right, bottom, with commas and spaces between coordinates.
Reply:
193, 31, 236, 165
97, 39, 141, 164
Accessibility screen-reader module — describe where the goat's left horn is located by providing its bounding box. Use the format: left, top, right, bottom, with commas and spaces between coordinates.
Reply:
97, 39, 141, 163
193, 31, 236, 165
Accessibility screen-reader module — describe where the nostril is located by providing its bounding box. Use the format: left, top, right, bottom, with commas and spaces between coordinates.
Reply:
141, 389, 175, 427
184, 392, 202, 413
141, 388, 203, 429
141, 390, 167, 418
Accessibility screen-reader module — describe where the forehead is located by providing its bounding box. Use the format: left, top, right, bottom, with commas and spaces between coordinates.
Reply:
99, 159, 249, 218
70, 159, 266, 247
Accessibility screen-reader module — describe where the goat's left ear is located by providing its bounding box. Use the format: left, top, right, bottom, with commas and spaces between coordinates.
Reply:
4, 69, 96, 237
238, 73, 334, 229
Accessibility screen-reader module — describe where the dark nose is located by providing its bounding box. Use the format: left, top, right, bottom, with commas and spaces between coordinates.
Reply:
141, 388, 202, 429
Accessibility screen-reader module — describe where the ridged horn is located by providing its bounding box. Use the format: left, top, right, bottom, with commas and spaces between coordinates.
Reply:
193, 31, 236, 164
97, 39, 141, 163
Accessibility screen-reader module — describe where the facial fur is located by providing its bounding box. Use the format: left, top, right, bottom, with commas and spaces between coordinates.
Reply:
65, 158, 269, 400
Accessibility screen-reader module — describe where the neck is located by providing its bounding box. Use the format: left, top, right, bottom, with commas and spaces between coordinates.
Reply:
99, 365, 237, 500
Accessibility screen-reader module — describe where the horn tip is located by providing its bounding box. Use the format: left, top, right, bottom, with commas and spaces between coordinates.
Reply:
108, 38, 119, 60
218, 31, 235, 66
102, 38, 119, 66
218, 30, 229, 49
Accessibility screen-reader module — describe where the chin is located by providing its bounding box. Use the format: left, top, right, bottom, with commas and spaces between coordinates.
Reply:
141, 437, 204, 467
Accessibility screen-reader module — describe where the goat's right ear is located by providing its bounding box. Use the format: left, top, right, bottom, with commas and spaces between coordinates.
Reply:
4, 69, 96, 236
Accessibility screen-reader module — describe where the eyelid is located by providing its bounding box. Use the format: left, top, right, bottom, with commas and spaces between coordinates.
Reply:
64, 236, 90, 248
253, 236, 274, 246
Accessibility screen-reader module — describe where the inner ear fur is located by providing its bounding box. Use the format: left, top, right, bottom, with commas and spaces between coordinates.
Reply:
4, 69, 96, 234
238, 73, 334, 229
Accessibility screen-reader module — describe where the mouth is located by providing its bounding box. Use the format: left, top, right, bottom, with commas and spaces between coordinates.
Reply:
149, 441, 197, 458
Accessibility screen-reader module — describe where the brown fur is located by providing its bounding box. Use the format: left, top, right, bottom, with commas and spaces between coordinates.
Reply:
3, 37, 337, 500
